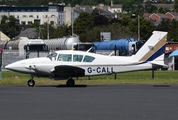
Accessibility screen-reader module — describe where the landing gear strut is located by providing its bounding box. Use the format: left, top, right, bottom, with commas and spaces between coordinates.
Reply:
27, 75, 35, 87
66, 78, 75, 87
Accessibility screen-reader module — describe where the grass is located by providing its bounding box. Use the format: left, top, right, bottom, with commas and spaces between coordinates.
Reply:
0, 70, 178, 86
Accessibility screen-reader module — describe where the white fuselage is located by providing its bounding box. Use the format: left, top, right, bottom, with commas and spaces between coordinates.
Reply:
5, 50, 154, 78
4, 31, 168, 87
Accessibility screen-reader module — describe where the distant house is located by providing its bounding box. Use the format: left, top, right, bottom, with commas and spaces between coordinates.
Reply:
165, 12, 178, 21
144, 12, 178, 26
74, 4, 114, 18
97, 8, 114, 17
149, 13, 169, 25
108, 4, 122, 13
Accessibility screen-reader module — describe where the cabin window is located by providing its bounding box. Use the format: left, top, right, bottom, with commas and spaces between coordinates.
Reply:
47, 52, 57, 60
73, 54, 83, 62
58, 54, 72, 62
83, 55, 95, 62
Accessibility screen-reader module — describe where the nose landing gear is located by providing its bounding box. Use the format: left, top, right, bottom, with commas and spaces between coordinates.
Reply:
27, 75, 35, 87
27, 79, 35, 87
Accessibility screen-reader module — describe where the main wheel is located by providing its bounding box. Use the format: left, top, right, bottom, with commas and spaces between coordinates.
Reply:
66, 79, 75, 87
27, 79, 35, 87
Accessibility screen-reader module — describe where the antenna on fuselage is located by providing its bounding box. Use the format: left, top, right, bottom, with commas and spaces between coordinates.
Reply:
86, 47, 93, 52
109, 51, 114, 56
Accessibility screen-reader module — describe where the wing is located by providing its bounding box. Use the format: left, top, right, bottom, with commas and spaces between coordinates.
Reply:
51, 65, 85, 78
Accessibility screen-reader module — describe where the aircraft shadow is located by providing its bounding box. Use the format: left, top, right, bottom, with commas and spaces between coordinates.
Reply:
36, 84, 87, 88
153, 85, 170, 87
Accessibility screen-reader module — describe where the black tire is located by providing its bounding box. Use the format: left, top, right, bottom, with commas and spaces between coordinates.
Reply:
66, 79, 75, 87
27, 79, 35, 87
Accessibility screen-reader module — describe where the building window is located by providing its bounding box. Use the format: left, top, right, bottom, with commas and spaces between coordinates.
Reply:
21, 21, 26, 25
28, 21, 32, 25
50, 21, 54, 25
34, 19, 40, 25
29, 15, 33, 17
37, 15, 39, 19
51, 15, 55, 17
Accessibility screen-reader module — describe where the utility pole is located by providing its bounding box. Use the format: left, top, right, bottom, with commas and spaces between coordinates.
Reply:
71, 7, 74, 36
138, 15, 140, 41
47, 19, 49, 39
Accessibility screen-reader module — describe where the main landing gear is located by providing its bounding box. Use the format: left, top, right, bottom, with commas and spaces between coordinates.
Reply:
27, 76, 75, 87
66, 78, 75, 87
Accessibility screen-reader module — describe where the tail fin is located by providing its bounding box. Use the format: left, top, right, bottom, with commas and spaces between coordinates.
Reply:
132, 31, 168, 63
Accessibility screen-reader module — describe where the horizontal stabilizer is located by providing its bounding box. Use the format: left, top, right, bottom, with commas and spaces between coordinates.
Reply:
151, 61, 168, 68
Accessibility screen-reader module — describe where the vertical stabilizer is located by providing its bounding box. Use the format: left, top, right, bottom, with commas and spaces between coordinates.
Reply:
132, 31, 168, 62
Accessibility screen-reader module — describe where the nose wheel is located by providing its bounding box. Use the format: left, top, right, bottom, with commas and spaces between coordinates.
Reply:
27, 79, 35, 87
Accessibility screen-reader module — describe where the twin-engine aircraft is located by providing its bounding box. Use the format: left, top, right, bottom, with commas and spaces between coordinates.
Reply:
5, 31, 168, 87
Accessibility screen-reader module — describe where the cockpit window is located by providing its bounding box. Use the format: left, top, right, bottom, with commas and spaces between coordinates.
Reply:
58, 54, 72, 62
73, 54, 83, 62
47, 52, 57, 60
83, 55, 95, 62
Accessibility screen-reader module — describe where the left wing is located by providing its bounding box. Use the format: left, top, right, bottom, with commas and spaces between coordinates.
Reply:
51, 65, 85, 78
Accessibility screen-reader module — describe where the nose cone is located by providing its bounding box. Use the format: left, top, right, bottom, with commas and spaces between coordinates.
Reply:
5, 57, 51, 73
5, 62, 20, 71
5, 61, 31, 74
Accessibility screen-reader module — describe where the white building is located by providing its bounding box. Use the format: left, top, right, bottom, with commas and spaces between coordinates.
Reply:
0, 3, 118, 27
0, 4, 67, 26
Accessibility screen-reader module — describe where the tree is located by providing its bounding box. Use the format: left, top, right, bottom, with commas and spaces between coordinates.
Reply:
166, 20, 178, 41
94, 15, 109, 26
110, 18, 121, 24
81, 0, 97, 5
174, 0, 178, 12
158, 7, 165, 13
145, 3, 157, 13
73, 12, 94, 39
128, 17, 155, 40
0, 15, 21, 39
92, 8, 99, 16
71, 0, 83, 7
121, 16, 130, 26
156, 19, 170, 32
40, 23, 55, 39
122, 0, 134, 12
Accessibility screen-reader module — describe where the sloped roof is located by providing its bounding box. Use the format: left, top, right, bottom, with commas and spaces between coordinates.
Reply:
110, 4, 122, 8
15, 28, 37, 39
149, 13, 168, 19
0, 31, 10, 41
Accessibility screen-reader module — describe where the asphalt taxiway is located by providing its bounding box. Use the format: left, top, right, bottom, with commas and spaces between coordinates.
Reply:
0, 84, 178, 120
